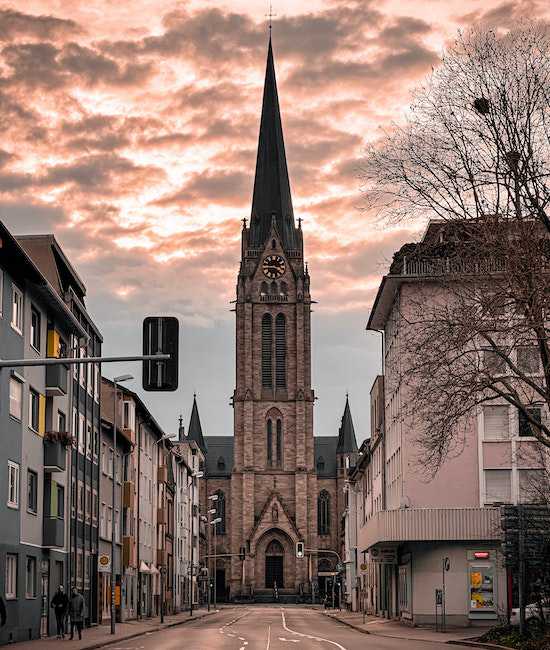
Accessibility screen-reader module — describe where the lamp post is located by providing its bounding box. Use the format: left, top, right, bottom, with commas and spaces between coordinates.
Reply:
210, 515, 222, 610
207, 494, 219, 609
111, 374, 134, 635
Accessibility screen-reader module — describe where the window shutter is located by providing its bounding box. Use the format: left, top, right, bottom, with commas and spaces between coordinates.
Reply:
485, 470, 511, 503
38, 394, 46, 435
483, 406, 509, 440
275, 313, 286, 388
261, 314, 273, 388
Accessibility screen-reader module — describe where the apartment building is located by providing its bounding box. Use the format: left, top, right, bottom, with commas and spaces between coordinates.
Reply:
353, 221, 520, 626
0, 223, 98, 644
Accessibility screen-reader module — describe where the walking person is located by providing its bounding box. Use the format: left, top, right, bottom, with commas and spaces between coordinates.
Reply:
51, 586, 69, 639
69, 588, 85, 640
0, 594, 6, 628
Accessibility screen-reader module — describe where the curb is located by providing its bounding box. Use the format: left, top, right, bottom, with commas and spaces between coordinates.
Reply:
447, 641, 512, 650
321, 612, 369, 635
74, 609, 224, 650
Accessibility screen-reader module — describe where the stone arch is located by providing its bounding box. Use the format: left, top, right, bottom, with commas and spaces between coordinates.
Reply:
254, 528, 295, 592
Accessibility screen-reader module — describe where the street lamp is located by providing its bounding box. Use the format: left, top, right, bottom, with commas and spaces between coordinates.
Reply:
111, 374, 134, 635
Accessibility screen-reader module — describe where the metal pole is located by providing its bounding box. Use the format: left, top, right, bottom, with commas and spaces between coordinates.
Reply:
0, 353, 170, 368
442, 559, 446, 633
189, 477, 194, 617
519, 505, 526, 636
136, 422, 141, 619
111, 381, 117, 635
160, 568, 164, 624
213, 525, 217, 610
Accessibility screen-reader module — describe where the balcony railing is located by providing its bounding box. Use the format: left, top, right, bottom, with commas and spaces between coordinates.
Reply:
45, 364, 68, 396
43, 517, 64, 548
44, 438, 68, 472
401, 256, 506, 277
359, 507, 501, 550
259, 294, 288, 303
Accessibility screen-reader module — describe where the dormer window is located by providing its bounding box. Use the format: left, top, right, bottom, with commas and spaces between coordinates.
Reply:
316, 456, 325, 472
217, 456, 226, 471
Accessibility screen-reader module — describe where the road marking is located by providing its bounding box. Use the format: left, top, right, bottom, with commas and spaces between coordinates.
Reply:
281, 609, 348, 650
278, 638, 300, 643
266, 624, 271, 650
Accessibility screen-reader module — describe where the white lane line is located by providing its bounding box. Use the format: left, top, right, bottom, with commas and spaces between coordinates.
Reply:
281, 609, 348, 650
266, 624, 271, 650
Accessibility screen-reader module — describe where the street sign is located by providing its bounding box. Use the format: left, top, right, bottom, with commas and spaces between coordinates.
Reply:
369, 547, 397, 564
98, 554, 111, 573
142, 317, 179, 391
444, 557, 450, 571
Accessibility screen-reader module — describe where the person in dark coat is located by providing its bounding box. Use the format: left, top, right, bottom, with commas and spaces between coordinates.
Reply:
69, 589, 85, 640
0, 595, 6, 627
51, 586, 69, 639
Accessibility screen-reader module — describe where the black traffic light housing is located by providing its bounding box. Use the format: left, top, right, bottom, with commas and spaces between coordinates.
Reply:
296, 541, 305, 559
142, 316, 179, 391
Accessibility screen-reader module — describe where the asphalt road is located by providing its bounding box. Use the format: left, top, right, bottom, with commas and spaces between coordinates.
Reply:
106, 607, 453, 650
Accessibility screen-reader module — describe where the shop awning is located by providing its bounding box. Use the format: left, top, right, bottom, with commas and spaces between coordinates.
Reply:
139, 561, 150, 574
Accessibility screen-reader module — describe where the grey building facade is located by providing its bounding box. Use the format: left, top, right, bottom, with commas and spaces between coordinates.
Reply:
0, 223, 89, 644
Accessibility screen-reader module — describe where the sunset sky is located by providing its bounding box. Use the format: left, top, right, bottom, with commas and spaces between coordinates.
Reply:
0, 0, 543, 440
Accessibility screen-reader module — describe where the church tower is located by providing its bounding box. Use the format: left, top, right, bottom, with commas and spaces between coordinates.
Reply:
229, 36, 317, 597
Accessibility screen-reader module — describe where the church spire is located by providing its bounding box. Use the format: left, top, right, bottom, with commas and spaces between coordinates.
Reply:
337, 395, 358, 454
249, 37, 297, 251
187, 394, 207, 453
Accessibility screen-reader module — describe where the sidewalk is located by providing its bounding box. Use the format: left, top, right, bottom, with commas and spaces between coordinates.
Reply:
12, 608, 227, 650
322, 610, 494, 646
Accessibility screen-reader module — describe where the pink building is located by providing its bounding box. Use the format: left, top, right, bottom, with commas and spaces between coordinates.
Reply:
350, 220, 545, 626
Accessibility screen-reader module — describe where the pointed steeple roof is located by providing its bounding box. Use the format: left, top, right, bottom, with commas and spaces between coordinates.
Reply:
187, 394, 207, 453
249, 37, 297, 251
337, 395, 358, 454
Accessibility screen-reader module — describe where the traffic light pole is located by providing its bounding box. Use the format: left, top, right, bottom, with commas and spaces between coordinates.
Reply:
0, 354, 170, 368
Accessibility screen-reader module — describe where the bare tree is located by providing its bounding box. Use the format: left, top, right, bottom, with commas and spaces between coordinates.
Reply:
362, 22, 550, 471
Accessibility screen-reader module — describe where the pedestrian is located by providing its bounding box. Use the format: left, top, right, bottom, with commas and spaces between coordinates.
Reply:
51, 585, 69, 639
69, 588, 85, 640
0, 594, 6, 628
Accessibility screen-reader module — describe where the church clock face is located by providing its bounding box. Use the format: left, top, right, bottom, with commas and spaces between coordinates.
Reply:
262, 255, 286, 279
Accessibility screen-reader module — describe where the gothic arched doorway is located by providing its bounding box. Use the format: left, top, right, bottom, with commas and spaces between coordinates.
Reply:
265, 539, 284, 589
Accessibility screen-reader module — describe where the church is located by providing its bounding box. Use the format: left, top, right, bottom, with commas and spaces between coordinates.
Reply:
187, 37, 359, 602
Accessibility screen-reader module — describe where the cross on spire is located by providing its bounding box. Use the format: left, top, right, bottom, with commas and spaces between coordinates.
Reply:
266, 1, 277, 33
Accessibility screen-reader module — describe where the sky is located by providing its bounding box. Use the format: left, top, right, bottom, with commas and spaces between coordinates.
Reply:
0, 0, 545, 442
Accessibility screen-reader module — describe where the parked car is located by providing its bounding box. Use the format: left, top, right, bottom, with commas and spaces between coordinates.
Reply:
510, 603, 550, 626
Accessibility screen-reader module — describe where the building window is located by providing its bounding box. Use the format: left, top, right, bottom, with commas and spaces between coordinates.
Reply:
56, 483, 65, 519
276, 419, 282, 467
483, 405, 509, 441
8, 461, 19, 508
519, 469, 547, 503
78, 481, 84, 521
260, 281, 268, 295
11, 285, 23, 334
25, 556, 36, 598
215, 491, 226, 535
275, 313, 286, 388
123, 401, 135, 432
27, 470, 38, 514
30, 307, 41, 351
217, 456, 226, 471
9, 377, 22, 420
78, 414, 85, 454
484, 469, 512, 504
5, 554, 17, 599
517, 346, 539, 374
267, 419, 273, 467
317, 490, 330, 535
483, 349, 506, 375
316, 456, 325, 473
58, 410, 66, 433
261, 313, 273, 388
518, 407, 542, 437
29, 389, 40, 432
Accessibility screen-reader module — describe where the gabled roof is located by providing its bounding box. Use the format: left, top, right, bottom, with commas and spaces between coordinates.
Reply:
249, 37, 297, 252
187, 394, 207, 454
337, 395, 359, 454
203, 436, 233, 476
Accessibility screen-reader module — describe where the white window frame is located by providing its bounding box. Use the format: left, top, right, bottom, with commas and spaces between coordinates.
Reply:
484, 469, 512, 504
30, 306, 41, 353
78, 414, 85, 454
483, 405, 510, 441
5, 554, 17, 599
25, 556, 36, 599
28, 388, 40, 432
7, 461, 20, 508
11, 285, 23, 334
9, 377, 22, 420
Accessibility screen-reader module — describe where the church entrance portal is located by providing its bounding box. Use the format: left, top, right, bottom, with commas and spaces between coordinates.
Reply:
265, 539, 284, 589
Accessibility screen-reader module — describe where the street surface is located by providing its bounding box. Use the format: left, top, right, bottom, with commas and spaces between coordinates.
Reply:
103, 607, 452, 650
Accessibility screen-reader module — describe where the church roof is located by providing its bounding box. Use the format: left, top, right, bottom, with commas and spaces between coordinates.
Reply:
336, 396, 359, 454
315, 437, 338, 477
249, 37, 297, 251
187, 394, 207, 454
203, 436, 233, 477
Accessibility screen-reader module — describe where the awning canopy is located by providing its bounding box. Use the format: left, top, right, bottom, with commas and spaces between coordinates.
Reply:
139, 561, 150, 574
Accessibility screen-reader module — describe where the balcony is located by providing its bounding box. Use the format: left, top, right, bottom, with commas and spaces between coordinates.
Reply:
123, 536, 136, 567
45, 364, 68, 396
123, 481, 134, 510
157, 465, 167, 484
359, 507, 501, 551
156, 549, 167, 566
43, 517, 64, 547
260, 294, 288, 303
43, 438, 68, 472
157, 507, 167, 525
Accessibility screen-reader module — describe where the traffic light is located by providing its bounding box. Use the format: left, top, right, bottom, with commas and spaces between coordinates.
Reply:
296, 541, 305, 559
239, 546, 246, 562
142, 317, 179, 391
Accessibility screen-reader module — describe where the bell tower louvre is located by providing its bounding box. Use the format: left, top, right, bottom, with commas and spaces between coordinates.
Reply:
198, 36, 352, 603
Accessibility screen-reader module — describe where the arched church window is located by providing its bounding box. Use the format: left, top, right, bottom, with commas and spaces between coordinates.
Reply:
267, 419, 273, 467
215, 490, 226, 535
270, 280, 278, 295
276, 419, 282, 467
275, 313, 286, 388
280, 281, 288, 296
316, 456, 325, 473
271, 239, 276, 249
317, 490, 330, 535
260, 281, 268, 295
217, 456, 226, 472
261, 313, 273, 388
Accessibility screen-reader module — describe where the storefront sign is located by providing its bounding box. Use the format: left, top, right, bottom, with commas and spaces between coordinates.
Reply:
369, 547, 397, 564
98, 554, 111, 573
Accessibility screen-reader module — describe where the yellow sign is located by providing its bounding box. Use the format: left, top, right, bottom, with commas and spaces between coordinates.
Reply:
470, 572, 482, 588
115, 585, 121, 607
